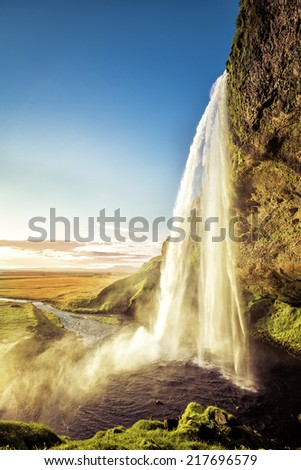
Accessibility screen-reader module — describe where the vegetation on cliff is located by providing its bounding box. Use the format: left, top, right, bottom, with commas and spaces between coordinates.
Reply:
248, 298, 301, 357
227, 0, 301, 304
225, 0, 301, 357
72, 255, 162, 327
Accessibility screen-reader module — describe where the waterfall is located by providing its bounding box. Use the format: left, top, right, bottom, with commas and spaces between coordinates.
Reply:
77, 73, 253, 392
0, 73, 254, 422
153, 72, 252, 387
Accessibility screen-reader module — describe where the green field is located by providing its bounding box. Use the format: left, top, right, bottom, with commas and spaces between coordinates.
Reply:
0, 271, 125, 310
0, 270, 126, 382
0, 271, 125, 419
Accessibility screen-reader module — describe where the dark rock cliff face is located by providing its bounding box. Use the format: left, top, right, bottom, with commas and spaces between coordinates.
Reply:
227, 0, 301, 304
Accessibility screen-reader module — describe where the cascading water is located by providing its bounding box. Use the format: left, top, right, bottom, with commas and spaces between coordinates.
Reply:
153, 72, 253, 387
0, 74, 254, 428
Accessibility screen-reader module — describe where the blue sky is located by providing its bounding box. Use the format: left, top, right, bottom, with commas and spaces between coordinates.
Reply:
0, 0, 239, 268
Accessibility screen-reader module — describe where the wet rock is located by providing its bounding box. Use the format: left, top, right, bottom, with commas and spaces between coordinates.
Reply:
227, 0, 301, 305
155, 399, 164, 406
163, 418, 179, 431
215, 410, 228, 426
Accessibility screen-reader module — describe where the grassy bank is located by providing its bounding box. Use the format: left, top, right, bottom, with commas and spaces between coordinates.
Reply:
249, 299, 301, 358
0, 402, 266, 450
0, 299, 66, 335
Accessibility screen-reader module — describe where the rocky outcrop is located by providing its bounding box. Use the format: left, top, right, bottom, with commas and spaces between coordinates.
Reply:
227, 0, 301, 304
247, 298, 301, 358
74, 255, 162, 327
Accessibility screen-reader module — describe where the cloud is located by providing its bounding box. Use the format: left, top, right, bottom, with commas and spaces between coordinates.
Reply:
0, 240, 161, 272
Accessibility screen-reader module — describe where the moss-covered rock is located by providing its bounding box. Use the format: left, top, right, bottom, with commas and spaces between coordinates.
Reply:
0, 403, 269, 450
0, 421, 61, 450
177, 402, 263, 449
249, 299, 301, 357
53, 402, 266, 450
227, 0, 301, 305
130, 419, 165, 431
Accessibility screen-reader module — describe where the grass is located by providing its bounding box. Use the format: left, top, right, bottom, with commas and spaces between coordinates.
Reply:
54, 402, 266, 449
0, 302, 36, 344
0, 299, 79, 421
0, 300, 69, 365
0, 421, 62, 450
75, 256, 162, 325
0, 402, 266, 450
0, 300, 67, 345
251, 300, 301, 357
0, 271, 126, 310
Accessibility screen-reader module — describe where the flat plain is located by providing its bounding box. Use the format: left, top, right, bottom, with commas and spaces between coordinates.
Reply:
0, 271, 125, 310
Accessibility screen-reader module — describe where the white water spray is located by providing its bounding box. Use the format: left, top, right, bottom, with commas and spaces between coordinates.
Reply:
86, 72, 253, 390
0, 74, 254, 426
153, 72, 252, 387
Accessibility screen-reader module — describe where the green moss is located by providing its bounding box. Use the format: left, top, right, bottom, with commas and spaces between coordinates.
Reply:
177, 403, 263, 449
227, 41, 301, 305
55, 402, 266, 450
72, 256, 162, 322
252, 300, 301, 357
0, 302, 36, 343
0, 421, 61, 450
0, 402, 267, 450
129, 280, 148, 306
227, 0, 300, 159
130, 420, 165, 431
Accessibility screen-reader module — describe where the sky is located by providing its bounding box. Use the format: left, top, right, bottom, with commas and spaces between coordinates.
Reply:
0, 0, 239, 270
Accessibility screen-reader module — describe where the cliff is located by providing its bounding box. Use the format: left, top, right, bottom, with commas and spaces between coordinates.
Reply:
226, 0, 301, 355
227, 0, 301, 303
